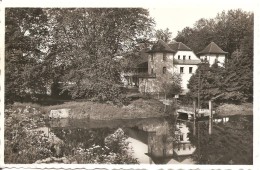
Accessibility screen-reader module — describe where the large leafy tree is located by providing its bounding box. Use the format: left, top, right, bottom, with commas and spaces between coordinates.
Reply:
5, 8, 49, 103
5, 8, 154, 103
46, 8, 154, 101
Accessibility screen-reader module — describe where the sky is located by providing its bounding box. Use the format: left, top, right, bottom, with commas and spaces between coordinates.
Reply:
148, 2, 255, 38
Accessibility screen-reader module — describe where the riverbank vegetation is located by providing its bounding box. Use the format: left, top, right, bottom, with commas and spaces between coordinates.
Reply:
7, 96, 170, 121
4, 104, 139, 164
216, 103, 253, 116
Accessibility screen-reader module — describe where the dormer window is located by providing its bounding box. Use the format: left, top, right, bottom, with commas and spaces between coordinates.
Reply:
183, 55, 186, 60
189, 56, 191, 60
178, 55, 180, 60
163, 53, 166, 61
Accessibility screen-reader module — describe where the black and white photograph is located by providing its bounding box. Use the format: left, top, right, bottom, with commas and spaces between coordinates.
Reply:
0, 0, 258, 169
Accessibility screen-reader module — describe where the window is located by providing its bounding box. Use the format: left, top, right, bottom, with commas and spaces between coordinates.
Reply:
183, 55, 186, 60
163, 67, 166, 74
180, 134, 184, 141
189, 56, 191, 60
163, 53, 166, 61
189, 67, 193, 74
216, 54, 219, 61
180, 67, 184, 73
178, 55, 180, 60
151, 68, 154, 74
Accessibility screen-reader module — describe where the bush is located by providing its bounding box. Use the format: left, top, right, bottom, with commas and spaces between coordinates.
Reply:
66, 128, 139, 164
4, 105, 52, 163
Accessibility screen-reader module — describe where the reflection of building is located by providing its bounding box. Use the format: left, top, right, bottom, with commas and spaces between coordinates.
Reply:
174, 121, 196, 156
145, 118, 196, 164
50, 116, 196, 164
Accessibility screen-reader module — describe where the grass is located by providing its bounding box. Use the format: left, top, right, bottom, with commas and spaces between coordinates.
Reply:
215, 103, 253, 116
18, 98, 168, 120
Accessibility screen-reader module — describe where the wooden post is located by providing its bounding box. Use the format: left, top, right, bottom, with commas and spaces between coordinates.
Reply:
209, 100, 213, 135
198, 70, 201, 109
193, 100, 196, 136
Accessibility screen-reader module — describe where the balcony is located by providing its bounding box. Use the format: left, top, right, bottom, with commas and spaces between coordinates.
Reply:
133, 72, 156, 78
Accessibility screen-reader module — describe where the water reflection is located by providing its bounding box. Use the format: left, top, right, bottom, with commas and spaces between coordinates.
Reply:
47, 114, 253, 164
48, 115, 196, 164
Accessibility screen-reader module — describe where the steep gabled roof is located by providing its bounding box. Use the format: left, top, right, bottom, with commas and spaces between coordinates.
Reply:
197, 42, 228, 55
147, 39, 175, 53
168, 42, 192, 51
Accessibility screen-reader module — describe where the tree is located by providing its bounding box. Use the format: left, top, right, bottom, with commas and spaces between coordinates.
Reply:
187, 62, 224, 106
155, 28, 172, 43
5, 8, 155, 103
174, 27, 193, 44
220, 44, 253, 103
5, 8, 49, 103
179, 9, 253, 104
175, 9, 253, 55
46, 8, 154, 102
161, 73, 182, 99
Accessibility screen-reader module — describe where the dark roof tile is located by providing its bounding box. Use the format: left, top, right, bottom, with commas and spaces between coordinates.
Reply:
168, 42, 192, 51
198, 42, 228, 55
147, 39, 175, 53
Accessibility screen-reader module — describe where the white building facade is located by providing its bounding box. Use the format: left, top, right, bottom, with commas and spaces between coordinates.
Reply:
139, 40, 200, 94
135, 40, 227, 95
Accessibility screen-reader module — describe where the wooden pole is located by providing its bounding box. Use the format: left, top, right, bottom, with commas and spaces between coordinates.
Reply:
198, 70, 201, 109
209, 100, 213, 135
193, 100, 196, 136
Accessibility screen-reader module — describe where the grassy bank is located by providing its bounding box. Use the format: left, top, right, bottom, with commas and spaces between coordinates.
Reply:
8, 98, 169, 120
215, 103, 253, 116
46, 99, 168, 120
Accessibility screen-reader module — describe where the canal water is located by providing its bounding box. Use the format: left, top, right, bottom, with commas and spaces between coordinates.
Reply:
47, 115, 196, 164
46, 114, 253, 164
